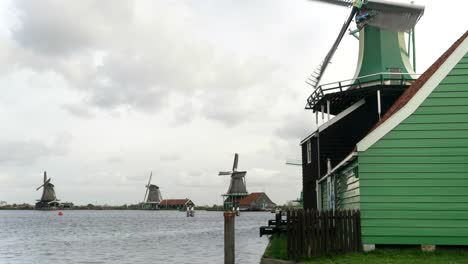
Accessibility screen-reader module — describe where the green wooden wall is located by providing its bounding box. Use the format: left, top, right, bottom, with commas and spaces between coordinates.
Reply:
336, 160, 360, 210
359, 52, 468, 245
319, 159, 360, 210
320, 181, 328, 210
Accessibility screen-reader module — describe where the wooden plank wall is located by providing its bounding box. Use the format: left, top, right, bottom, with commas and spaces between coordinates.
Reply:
359, 52, 468, 245
336, 160, 361, 210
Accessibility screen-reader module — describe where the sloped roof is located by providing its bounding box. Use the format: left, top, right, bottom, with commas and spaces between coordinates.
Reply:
238, 193, 264, 206
160, 199, 191, 206
370, 31, 468, 134
356, 30, 468, 152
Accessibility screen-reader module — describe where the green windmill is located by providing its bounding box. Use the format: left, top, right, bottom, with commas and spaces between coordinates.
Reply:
300, 0, 425, 210
306, 0, 425, 113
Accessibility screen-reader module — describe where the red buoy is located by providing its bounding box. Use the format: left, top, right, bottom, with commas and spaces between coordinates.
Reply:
58, 211, 63, 216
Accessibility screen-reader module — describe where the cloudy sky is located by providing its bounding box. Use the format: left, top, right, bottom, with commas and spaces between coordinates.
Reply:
0, 0, 466, 206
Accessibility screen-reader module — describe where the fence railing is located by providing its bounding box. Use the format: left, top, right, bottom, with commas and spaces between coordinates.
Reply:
305, 72, 420, 110
287, 209, 362, 260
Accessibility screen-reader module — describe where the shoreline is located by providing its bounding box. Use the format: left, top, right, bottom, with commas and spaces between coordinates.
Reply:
0, 207, 273, 212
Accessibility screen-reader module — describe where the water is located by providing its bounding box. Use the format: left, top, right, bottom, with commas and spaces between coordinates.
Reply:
0, 210, 271, 264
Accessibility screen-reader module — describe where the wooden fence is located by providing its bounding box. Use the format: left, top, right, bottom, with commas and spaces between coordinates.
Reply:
287, 209, 362, 260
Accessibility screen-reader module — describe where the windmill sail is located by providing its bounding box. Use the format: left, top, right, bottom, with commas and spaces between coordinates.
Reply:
143, 172, 152, 202
307, 6, 358, 89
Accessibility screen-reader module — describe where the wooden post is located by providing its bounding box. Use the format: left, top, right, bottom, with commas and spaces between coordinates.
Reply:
276, 211, 282, 228
224, 211, 236, 264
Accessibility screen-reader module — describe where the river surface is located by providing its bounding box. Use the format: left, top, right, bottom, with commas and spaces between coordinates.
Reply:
0, 210, 271, 264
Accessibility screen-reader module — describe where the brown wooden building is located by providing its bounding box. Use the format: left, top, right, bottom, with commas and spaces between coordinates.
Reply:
238, 192, 276, 211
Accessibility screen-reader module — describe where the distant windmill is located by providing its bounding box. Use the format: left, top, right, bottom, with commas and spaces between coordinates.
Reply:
35, 171, 60, 210
142, 171, 162, 210
219, 153, 249, 210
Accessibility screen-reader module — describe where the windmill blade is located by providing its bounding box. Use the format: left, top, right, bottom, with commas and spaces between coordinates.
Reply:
143, 187, 149, 202
232, 153, 239, 172
244, 175, 247, 193
219, 171, 232, 176
307, 6, 359, 90
36, 178, 51, 191
43, 171, 47, 183
308, 0, 354, 8
286, 159, 302, 166
143, 171, 152, 202
147, 171, 152, 186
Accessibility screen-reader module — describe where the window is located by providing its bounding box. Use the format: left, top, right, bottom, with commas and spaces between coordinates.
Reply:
307, 140, 312, 164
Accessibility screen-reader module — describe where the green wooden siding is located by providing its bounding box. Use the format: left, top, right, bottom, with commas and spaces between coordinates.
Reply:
336, 160, 360, 210
320, 181, 328, 210
359, 52, 468, 245
319, 159, 360, 210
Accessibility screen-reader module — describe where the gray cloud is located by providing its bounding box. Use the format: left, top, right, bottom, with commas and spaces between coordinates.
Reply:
0, 137, 70, 166
62, 104, 95, 118
274, 114, 315, 141
201, 92, 252, 126
12, 0, 133, 55
8, 0, 281, 126
172, 101, 196, 126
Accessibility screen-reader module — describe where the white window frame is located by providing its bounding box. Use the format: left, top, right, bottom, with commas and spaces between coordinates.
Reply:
307, 140, 312, 164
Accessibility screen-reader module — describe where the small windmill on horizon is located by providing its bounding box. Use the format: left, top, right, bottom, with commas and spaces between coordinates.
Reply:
35, 171, 60, 210
141, 171, 162, 210
219, 153, 249, 210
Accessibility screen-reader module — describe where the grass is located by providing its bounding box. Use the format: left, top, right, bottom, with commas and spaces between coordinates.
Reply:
264, 237, 468, 264
263, 234, 288, 260
304, 247, 468, 264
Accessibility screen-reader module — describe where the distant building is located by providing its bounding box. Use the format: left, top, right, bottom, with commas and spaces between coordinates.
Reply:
61, 202, 74, 209
160, 199, 194, 210
238, 192, 276, 211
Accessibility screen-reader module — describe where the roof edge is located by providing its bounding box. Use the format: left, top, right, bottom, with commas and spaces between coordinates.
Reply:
317, 152, 357, 184
300, 98, 366, 145
357, 32, 468, 152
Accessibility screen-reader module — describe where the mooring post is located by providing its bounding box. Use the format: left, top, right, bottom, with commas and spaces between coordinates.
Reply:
276, 210, 281, 228
224, 211, 236, 264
